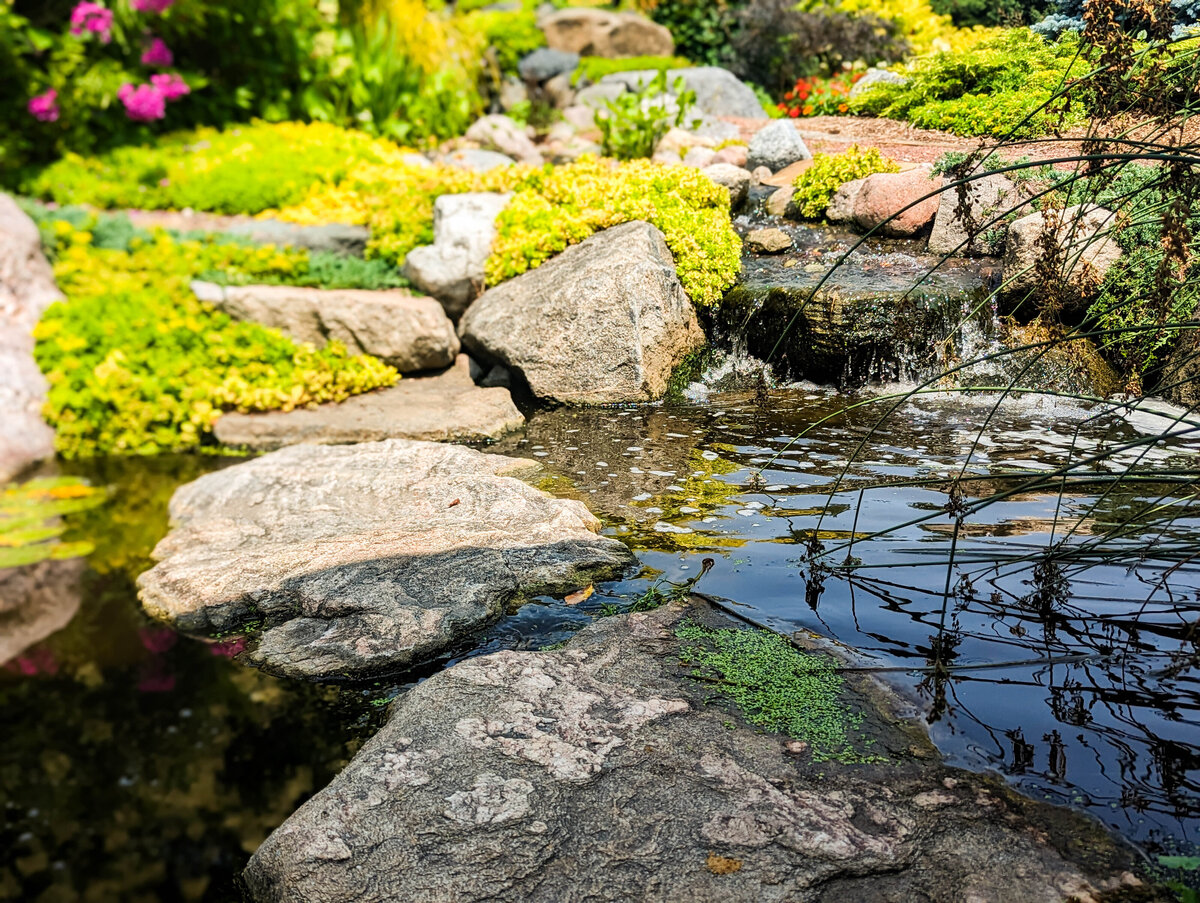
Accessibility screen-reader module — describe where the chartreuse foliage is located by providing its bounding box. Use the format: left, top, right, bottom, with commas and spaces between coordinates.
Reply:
33, 222, 397, 458
23, 121, 410, 215
850, 29, 1088, 137
275, 153, 741, 307
676, 620, 882, 763
25, 122, 741, 307
792, 145, 900, 219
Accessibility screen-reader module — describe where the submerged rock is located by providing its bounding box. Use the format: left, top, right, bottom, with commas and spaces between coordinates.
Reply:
0, 194, 60, 482
746, 227, 792, 254
137, 440, 634, 680
404, 192, 513, 319
191, 281, 459, 373
243, 599, 1149, 903
214, 355, 524, 449
0, 558, 84, 669
723, 225, 996, 387
459, 221, 705, 404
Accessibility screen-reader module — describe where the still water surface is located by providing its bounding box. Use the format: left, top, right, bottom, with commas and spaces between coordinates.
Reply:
2, 385, 1198, 900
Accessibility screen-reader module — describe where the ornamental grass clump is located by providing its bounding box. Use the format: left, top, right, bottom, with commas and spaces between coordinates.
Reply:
33, 222, 397, 457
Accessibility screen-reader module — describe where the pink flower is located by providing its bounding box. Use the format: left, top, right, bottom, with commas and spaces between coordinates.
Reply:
132, 0, 174, 11
28, 89, 59, 123
69, 2, 113, 43
151, 72, 190, 101
118, 82, 166, 121
141, 37, 173, 67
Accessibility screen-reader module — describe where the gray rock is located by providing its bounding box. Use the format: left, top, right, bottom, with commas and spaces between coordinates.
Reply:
825, 178, 866, 224
214, 355, 523, 449
703, 164, 752, 209
682, 146, 716, 168
191, 282, 459, 373
746, 227, 792, 254
465, 115, 542, 164
599, 67, 767, 119
0, 194, 61, 482
747, 120, 812, 173
849, 66, 910, 98
404, 193, 513, 319
692, 114, 742, 143
1002, 205, 1120, 296
459, 221, 705, 404
243, 599, 1150, 903
561, 104, 596, 130
927, 174, 1016, 258
0, 558, 84, 669
137, 439, 634, 681
223, 220, 372, 256
498, 77, 529, 113
518, 48, 580, 83
540, 7, 674, 58
765, 186, 800, 219
440, 149, 517, 173
575, 82, 626, 111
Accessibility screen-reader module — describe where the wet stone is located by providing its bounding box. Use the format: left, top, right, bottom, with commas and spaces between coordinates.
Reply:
243, 599, 1150, 903
137, 440, 635, 680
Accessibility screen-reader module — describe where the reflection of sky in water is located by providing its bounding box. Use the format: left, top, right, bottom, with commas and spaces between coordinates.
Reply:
487, 388, 1200, 855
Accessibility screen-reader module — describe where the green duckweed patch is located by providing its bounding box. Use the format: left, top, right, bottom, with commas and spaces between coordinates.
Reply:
675, 620, 884, 764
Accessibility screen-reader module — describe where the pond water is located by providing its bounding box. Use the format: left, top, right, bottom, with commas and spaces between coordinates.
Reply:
3, 381, 1200, 899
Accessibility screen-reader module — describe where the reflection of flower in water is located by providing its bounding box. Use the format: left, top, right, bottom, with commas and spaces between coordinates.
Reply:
209, 637, 247, 658
3, 647, 59, 677
136, 670, 176, 693
138, 627, 177, 654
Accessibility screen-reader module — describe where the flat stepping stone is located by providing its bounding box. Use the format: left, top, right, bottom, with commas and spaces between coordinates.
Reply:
214, 355, 524, 450
192, 281, 459, 374
243, 599, 1148, 902
137, 439, 634, 680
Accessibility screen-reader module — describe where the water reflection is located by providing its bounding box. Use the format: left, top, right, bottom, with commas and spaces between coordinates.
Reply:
493, 388, 1200, 859
0, 457, 383, 903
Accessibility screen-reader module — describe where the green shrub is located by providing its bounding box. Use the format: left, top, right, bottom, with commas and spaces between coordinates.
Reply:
573, 55, 692, 86
636, 0, 741, 67
466, 6, 545, 75
33, 222, 396, 457
22, 121, 404, 214
792, 145, 901, 219
597, 70, 701, 161
850, 28, 1088, 137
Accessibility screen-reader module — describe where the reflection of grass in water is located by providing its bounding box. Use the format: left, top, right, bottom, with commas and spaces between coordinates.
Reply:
623, 449, 748, 553
0, 478, 106, 568
676, 620, 883, 764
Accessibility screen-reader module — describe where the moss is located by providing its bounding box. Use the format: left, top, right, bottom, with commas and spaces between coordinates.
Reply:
676, 620, 884, 764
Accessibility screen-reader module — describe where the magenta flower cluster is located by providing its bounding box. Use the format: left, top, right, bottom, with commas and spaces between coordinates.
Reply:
69, 2, 113, 43
33, 3, 190, 126
28, 90, 60, 123
141, 37, 173, 67
118, 74, 190, 121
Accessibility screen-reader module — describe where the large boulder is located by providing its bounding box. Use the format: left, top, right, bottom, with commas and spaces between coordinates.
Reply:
404, 193, 513, 319
243, 599, 1149, 903
851, 166, 943, 238
927, 174, 1016, 258
540, 7, 674, 58
747, 121, 812, 173
465, 115, 543, 165
1002, 204, 1120, 297
459, 221, 705, 404
598, 67, 767, 119
137, 440, 634, 681
0, 195, 61, 482
214, 355, 524, 449
191, 282, 459, 373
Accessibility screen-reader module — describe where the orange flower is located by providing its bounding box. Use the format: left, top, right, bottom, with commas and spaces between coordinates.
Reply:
838, 103, 848, 112
802, 105, 813, 115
